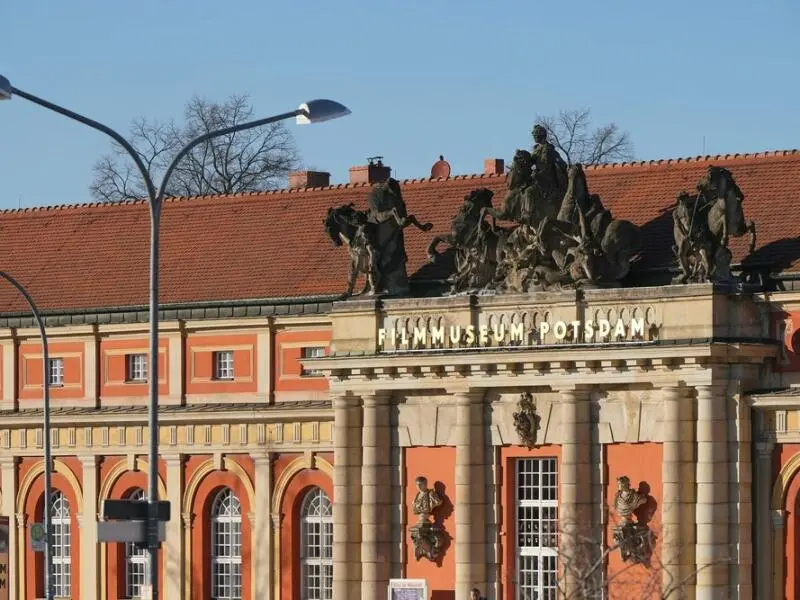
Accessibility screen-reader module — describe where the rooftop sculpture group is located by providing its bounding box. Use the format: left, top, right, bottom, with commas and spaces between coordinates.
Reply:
325, 125, 757, 296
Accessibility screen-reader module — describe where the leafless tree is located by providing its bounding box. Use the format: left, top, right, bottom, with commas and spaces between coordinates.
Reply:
90, 94, 300, 202
514, 513, 727, 600
535, 108, 635, 166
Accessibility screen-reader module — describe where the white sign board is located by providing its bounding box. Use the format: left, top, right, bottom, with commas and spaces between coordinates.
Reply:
388, 578, 427, 600
30, 523, 46, 553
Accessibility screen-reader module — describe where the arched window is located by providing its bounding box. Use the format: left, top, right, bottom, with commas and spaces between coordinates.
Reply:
50, 491, 71, 598
300, 487, 333, 600
210, 488, 242, 600
125, 489, 148, 599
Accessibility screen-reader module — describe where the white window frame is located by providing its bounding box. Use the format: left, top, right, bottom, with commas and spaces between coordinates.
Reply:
211, 488, 242, 600
127, 353, 148, 383
300, 487, 333, 600
300, 346, 326, 377
515, 457, 559, 600
48, 357, 64, 386
125, 488, 149, 599
50, 490, 71, 599
214, 350, 234, 380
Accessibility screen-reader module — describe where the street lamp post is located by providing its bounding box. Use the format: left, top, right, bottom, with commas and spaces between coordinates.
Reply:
1, 73, 350, 600
0, 271, 53, 600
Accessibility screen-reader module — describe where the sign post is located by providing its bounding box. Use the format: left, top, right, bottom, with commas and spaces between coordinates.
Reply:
98, 499, 170, 545
388, 579, 427, 600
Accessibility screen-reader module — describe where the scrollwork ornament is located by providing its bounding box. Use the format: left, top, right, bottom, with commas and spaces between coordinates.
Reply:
513, 391, 541, 449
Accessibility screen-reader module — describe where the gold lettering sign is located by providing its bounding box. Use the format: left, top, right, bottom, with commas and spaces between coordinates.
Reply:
378, 317, 647, 350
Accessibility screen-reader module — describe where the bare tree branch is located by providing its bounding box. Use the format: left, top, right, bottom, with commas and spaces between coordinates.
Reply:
90, 94, 300, 202
535, 108, 635, 166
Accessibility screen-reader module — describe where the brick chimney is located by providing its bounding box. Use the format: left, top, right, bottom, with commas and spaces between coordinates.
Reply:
484, 158, 505, 175
288, 170, 331, 189
349, 156, 391, 184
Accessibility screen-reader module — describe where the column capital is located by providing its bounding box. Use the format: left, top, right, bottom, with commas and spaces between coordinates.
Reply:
78, 454, 99, 468
162, 453, 185, 466
332, 393, 360, 409
772, 509, 785, 530
0, 456, 19, 468
361, 391, 392, 406
15, 512, 25, 528
272, 512, 284, 529
661, 385, 689, 400
557, 387, 591, 401
182, 512, 195, 529
450, 389, 485, 405
250, 451, 275, 466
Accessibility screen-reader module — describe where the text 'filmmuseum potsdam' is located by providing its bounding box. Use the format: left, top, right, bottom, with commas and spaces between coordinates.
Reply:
1, 126, 800, 600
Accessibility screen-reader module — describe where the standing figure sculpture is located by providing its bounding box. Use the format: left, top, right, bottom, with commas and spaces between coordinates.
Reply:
612, 475, 653, 564
325, 178, 432, 298
409, 476, 446, 561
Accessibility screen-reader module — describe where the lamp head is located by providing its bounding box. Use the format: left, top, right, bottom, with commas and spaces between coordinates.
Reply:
0, 75, 12, 100
296, 99, 350, 125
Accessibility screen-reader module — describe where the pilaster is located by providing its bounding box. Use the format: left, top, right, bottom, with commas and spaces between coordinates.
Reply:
80, 454, 99, 600
661, 386, 683, 595
271, 513, 283, 600
0, 458, 18, 600
252, 452, 273, 600
558, 387, 591, 597
83, 331, 99, 407
361, 392, 392, 600
753, 436, 774, 600
256, 327, 271, 402
1, 337, 17, 410
332, 394, 362, 600
694, 384, 730, 598
164, 454, 184, 600
167, 331, 185, 405
454, 390, 487, 600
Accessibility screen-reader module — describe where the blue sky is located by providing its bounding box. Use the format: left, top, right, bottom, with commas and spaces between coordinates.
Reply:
1, 0, 798, 210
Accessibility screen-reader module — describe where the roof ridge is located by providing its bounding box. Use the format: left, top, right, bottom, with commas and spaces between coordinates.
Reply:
2, 149, 797, 214
583, 148, 799, 170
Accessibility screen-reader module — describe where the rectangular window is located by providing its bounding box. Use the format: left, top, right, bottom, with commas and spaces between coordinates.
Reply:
516, 457, 559, 600
47, 357, 64, 386
126, 353, 148, 382
214, 350, 234, 380
300, 346, 326, 377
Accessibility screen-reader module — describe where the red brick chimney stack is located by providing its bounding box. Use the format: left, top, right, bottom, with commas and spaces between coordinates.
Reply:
288, 171, 331, 189
484, 158, 505, 175
349, 156, 391, 184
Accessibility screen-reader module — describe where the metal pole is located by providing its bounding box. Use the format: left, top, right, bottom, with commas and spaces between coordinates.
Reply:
9, 84, 304, 600
0, 271, 53, 600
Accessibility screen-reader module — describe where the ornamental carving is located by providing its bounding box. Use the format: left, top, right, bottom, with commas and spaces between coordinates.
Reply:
409, 475, 446, 562
513, 391, 541, 449
612, 475, 654, 565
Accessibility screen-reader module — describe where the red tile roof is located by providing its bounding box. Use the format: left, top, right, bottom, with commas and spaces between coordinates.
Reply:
1, 150, 799, 314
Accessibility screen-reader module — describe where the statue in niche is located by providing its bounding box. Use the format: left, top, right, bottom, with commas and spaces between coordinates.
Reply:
513, 391, 541, 449
324, 178, 432, 297
409, 475, 445, 561
612, 475, 654, 565
671, 165, 756, 284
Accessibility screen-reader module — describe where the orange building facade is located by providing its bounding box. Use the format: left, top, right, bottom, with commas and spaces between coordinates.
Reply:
0, 150, 799, 600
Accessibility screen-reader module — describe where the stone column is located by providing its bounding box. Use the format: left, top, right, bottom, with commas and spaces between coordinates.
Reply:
16, 513, 25, 600
253, 452, 273, 600
661, 386, 683, 595
80, 455, 99, 600
753, 433, 774, 600
271, 514, 282, 600
455, 391, 487, 600
695, 385, 729, 599
771, 510, 785, 600
332, 394, 362, 600
1, 458, 18, 600
164, 454, 184, 600
361, 392, 392, 600
559, 388, 591, 596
